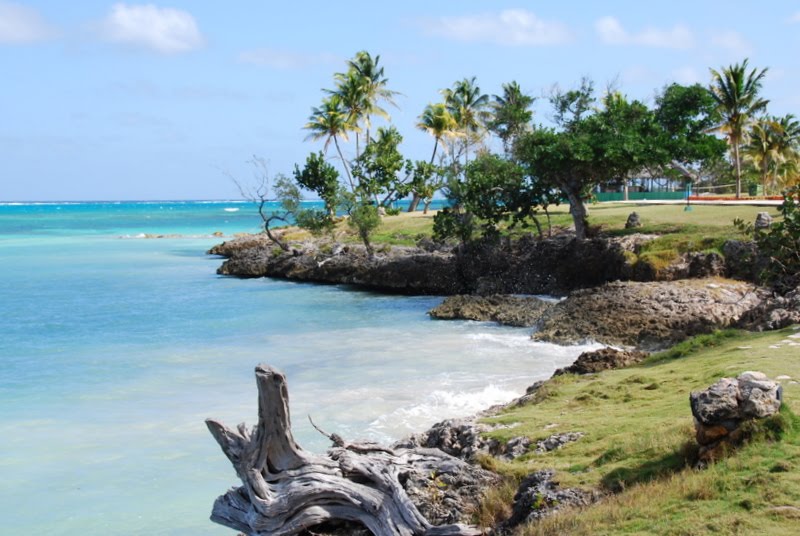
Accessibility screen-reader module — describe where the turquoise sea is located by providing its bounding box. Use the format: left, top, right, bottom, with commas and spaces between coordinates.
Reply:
0, 201, 599, 535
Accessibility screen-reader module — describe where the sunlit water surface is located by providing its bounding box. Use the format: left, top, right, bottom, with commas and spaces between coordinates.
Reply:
0, 201, 599, 534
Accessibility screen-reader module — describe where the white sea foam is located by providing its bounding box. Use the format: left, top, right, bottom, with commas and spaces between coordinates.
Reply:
223, 207, 240, 212
465, 331, 537, 348
368, 384, 519, 437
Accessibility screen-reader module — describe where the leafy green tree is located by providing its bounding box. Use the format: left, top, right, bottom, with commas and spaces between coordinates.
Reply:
304, 94, 358, 191
347, 201, 381, 257
433, 207, 474, 244
405, 159, 443, 214
489, 81, 535, 155
516, 91, 654, 240
516, 84, 722, 240
293, 151, 341, 217
654, 83, 727, 182
747, 185, 800, 292
708, 59, 769, 198
550, 77, 595, 128
351, 126, 407, 207
460, 153, 526, 238
433, 153, 560, 243
294, 208, 336, 237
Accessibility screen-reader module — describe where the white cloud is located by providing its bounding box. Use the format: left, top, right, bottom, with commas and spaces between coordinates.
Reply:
0, 1, 55, 44
99, 3, 204, 54
595, 16, 693, 49
420, 9, 571, 46
709, 30, 753, 57
790, 12, 800, 23
237, 48, 337, 69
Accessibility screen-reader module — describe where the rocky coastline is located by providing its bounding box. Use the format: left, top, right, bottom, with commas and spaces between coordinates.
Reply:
209, 232, 789, 350
210, 232, 733, 296
208, 231, 798, 534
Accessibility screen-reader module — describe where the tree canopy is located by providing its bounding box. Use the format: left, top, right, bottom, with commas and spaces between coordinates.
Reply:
515, 85, 724, 239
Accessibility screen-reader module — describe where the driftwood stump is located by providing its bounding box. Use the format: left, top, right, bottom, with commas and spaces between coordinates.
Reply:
206, 364, 483, 536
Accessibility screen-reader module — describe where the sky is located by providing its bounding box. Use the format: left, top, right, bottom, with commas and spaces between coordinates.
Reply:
2, 1, 800, 201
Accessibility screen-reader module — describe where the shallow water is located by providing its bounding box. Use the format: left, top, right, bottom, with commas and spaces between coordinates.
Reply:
0, 201, 598, 534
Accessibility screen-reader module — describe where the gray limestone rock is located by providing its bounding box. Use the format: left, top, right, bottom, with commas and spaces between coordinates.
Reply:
689, 371, 784, 462
625, 212, 642, 229
534, 432, 585, 454
754, 211, 773, 230
505, 470, 596, 528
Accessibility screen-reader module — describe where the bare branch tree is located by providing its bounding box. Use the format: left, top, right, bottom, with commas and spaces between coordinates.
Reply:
223, 156, 298, 252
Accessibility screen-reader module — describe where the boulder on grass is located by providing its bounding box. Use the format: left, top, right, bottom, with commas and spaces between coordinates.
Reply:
690, 371, 783, 463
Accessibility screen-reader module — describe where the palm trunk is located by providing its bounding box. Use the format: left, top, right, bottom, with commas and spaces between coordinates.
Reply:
334, 135, 355, 192
430, 137, 440, 166
408, 138, 440, 213
733, 141, 742, 199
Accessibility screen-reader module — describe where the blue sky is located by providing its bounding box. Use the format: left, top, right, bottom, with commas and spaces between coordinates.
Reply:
2, 1, 799, 201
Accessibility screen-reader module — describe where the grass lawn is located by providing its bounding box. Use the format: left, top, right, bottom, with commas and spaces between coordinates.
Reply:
476, 328, 800, 535
284, 202, 779, 252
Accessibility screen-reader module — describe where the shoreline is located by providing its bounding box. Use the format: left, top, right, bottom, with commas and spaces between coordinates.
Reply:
206, 229, 800, 533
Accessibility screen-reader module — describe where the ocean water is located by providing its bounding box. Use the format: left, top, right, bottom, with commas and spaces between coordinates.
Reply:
0, 201, 599, 535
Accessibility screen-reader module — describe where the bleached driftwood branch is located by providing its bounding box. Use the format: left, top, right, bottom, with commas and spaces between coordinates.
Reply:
206, 364, 482, 536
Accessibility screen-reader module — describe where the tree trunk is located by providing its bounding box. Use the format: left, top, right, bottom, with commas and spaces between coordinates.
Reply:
407, 139, 441, 213
564, 186, 589, 240
334, 135, 355, 192
531, 216, 543, 238
544, 207, 552, 237
259, 203, 289, 252
430, 138, 440, 166
407, 193, 421, 212
423, 200, 433, 214
733, 140, 742, 199
206, 365, 482, 536
361, 230, 375, 258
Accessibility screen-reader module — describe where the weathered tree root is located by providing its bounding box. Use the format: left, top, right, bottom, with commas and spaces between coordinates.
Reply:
206, 364, 483, 536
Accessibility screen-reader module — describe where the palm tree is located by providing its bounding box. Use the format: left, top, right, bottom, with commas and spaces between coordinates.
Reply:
747, 115, 800, 194
409, 103, 458, 212
708, 59, 769, 198
303, 95, 358, 191
490, 81, 535, 155
328, 70, 367, 159
417, 102, 458, 165
344, 51, 398, 145
775, 114, 800, 189
442, 77, 490, 165
746, 117, 782, 195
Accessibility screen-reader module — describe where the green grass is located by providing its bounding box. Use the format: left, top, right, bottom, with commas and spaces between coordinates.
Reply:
282, 203, 778, 255
281, 211, 438, 247
477, 328, 800, 535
